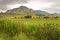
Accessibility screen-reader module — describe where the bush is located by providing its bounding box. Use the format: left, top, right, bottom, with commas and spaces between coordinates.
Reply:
24, 15, 32, 18
44, 16, 49, 18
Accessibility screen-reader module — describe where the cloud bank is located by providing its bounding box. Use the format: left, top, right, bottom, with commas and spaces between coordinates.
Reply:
0, 0, 60, 13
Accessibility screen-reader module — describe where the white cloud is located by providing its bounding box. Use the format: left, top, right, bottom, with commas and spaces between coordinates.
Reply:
7, 4, 21, 9
23, 1, 53, 10
0, 0, 60, 13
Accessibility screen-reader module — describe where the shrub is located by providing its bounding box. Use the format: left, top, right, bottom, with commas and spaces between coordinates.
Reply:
24, 15, 32, 18
44, 16, 49, 18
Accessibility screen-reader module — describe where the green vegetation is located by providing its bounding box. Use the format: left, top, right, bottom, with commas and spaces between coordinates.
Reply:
0, 6, 60, 40
0, 18, 60, 40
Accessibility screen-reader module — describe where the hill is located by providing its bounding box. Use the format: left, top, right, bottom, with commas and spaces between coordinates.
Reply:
6, 6, 36, 15
6, 6, 49, 16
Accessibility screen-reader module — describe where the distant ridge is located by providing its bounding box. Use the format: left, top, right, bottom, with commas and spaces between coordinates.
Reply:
35, 10, 49, 16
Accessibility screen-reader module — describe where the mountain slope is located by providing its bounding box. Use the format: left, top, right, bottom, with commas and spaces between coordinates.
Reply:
6, 6, 36, 15
6, 6, 49, 16
35, 10, 49, 16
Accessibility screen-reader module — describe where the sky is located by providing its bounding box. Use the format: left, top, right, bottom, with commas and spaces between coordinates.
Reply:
0, 0, 60, 13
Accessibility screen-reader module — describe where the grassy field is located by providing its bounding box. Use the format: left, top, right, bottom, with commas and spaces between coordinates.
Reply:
0, 18, 60, 40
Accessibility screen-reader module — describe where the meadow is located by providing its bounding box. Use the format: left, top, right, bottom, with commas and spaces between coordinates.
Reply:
0, 18, 60, 40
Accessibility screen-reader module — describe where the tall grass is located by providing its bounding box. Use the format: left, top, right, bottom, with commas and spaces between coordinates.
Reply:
0, 18, 60, 40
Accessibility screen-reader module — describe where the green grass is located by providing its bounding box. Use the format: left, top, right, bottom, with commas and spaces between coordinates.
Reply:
0, 18, 60, 40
